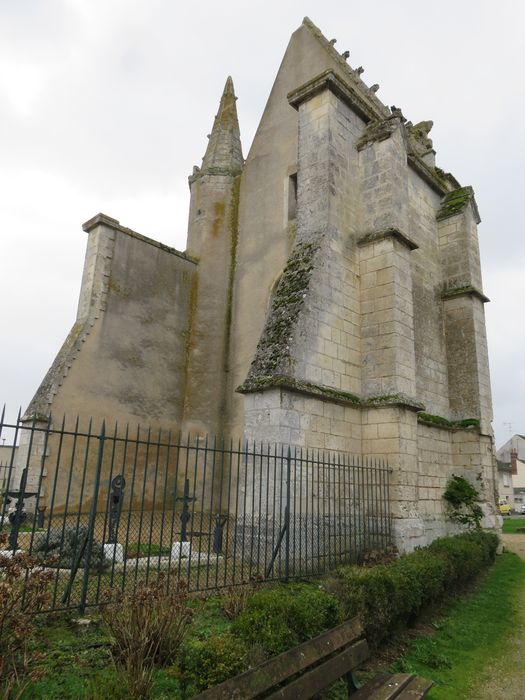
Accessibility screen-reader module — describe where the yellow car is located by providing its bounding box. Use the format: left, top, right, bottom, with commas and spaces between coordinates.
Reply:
499, 502, 512, 516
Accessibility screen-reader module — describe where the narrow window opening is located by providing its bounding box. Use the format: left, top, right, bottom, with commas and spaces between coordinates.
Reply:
287, 173, 297, 221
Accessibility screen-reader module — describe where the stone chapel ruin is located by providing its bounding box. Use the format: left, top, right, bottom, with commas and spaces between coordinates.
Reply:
20, 18, 498, 551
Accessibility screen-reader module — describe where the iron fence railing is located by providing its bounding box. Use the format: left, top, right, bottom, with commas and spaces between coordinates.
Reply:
0, 407, 391, 612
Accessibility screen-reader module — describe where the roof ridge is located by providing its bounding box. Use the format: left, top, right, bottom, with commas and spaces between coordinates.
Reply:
301, 17, 389, 118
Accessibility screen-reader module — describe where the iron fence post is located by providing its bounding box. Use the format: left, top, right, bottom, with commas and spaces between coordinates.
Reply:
284, 446, 291, 582
78, 421, 106, 613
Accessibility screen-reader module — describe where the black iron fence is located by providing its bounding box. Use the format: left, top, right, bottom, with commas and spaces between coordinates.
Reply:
0, 408, 392, 613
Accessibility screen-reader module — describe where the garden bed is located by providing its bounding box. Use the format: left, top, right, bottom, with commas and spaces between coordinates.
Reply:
1, 530, 499, 698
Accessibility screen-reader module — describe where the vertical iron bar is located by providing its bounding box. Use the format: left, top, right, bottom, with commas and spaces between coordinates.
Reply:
284, 446, 291, 582
21, 415, 51, 608
133, 426, 151, 591
165, 432, 182, 590
187, 436, 200, 591
145, 428, 162, 585
0, 407, 21, 531
386, 462, 392, 544
249, 441, 257, 573
109, 423, 129, 589
157, 430, 173, 582
95, 421, 118, 603
176, 433, 192, 583
196, 435, 210, 591
221, 437, 233, 588
263, 443, 271, 576
336, 452, 342, 565
271, 443, 278, 579
305, 448, 310, 575
211, 437, 225, 589
288, 445, 297, 577
255, 442, 264, 576
365, 457, 371, 555
241, 439, 249, 584
121, 423, 141, 595
326, 450, 332, 572
11, 413, 38, 553
73, 417, 93, 547
39, 414, 65, 612
54, 415, 80, 608
78, 420, 106, 613
205, 435, 214, 589
231, 438, 242, 586
28, 413, 52, 551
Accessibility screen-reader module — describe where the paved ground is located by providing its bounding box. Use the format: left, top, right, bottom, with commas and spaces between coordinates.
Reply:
471, 534, 525, 700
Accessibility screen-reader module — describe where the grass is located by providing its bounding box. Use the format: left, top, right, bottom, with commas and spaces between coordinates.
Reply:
502, 516, 525, 534
389, 551, 525, 699
15, 594, 233, 699
125, 542, 172, 558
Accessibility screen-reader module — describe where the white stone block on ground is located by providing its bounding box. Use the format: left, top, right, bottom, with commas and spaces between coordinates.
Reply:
103, 543, 124, 563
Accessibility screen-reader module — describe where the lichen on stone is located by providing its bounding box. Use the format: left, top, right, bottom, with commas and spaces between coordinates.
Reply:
356, 114, 401, 151
244, 240, 320, 381
407, 120, 434, 153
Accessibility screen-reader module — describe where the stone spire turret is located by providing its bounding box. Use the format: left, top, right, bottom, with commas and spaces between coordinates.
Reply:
200, 76, 243, 176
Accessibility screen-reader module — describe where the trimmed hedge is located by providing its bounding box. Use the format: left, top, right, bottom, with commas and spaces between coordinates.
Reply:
180, 633, 248, 694
177, 531, 498, 694
231, 583, 342, 655
179, 584, 341, 694
327, 531, 499, 647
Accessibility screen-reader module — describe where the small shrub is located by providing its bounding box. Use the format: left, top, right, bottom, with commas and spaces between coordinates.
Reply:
0, 532, 53, 697
443, 474, 483, 529
101, 576, 193, 699
219, 573, 264, 620
232, 584, 342, 655
180, 633, 248, 693
32, 525, 107, 572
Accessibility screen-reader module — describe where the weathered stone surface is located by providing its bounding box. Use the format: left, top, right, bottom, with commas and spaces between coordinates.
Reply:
23, 17, 498, 553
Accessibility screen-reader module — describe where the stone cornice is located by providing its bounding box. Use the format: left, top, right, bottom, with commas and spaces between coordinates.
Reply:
357, 227, 418, 251
441, 285, 490, 304
237, 375, 424, 412
407, 153, 449, 196
188, 166, 243, 185
436, 186, 481, 224
287, 70, 380, 123
82, 213, 197, 264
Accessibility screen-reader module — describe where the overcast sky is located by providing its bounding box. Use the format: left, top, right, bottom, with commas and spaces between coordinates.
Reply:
1, 0, 524, 448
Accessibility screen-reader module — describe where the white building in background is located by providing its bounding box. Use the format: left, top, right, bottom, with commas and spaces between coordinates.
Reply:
496, 435, 525, 511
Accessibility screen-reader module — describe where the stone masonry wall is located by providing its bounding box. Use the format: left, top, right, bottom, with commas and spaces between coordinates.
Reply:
291, 89, 363, 396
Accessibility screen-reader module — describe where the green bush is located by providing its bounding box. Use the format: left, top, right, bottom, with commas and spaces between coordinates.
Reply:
328, 531, 498, 647
180, 633, 248, 694
32, 526, 107, 572
232, 584, 342, 655
428, 530, 498, 585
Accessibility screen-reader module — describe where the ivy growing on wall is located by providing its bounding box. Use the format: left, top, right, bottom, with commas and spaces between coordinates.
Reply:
443, 474, 483, 529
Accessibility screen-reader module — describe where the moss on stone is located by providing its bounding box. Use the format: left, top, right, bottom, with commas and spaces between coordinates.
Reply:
436, 186, 473, 220
417, 411, 480, 431
238, 374, 361, 405
239, 378, 424, 412
246, 240, 320, 380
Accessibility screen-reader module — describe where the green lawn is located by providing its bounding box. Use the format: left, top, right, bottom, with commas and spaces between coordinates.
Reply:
389, 551, 525, 699
502, 516, 525, 534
